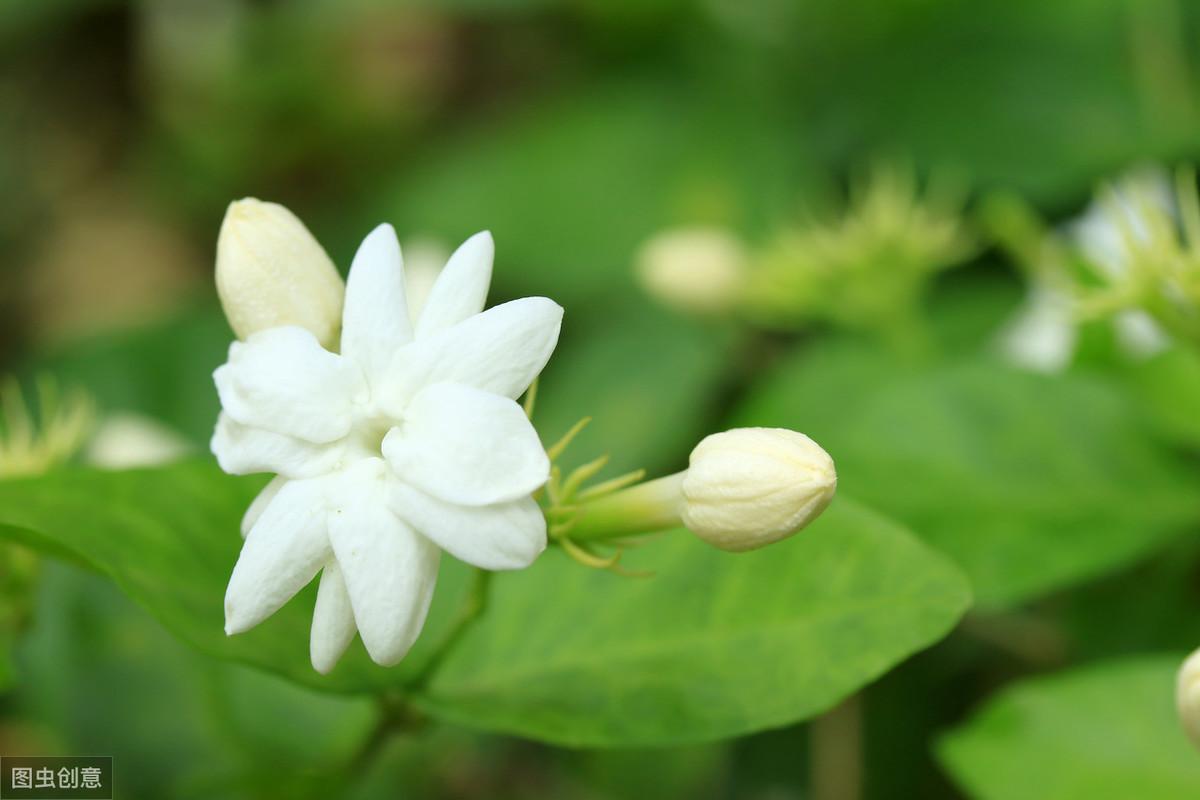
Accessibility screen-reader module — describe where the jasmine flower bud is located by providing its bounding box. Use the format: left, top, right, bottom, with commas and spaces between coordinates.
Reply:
636, 227, 746, 314
216, 198, 346, 348
1177, 647, 1200, 749
680, 427, 836, 551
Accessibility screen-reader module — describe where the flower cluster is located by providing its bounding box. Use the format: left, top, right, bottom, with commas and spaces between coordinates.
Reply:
998, 168, 1179, 372
636, 164, 973, 342
212, 200, 561, 673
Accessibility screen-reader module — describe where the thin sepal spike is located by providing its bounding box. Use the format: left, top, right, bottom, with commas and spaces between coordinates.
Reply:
546, 417, 591, 462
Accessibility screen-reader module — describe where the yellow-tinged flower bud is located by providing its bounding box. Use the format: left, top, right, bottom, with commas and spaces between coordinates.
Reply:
680, 427, 836, 551
1177, 647, 1200, 749
636, 227, 746, 314
216, 198, 345, 348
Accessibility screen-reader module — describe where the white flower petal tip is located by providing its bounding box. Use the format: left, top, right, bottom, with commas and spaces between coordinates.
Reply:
382, 382, 550, 506
310, 560, 357, 674
224, 479, 331, 635
216, 198, 345, 348
1178, 647, 1200, 750
381, 296, 563, 412
391, 485, 547, 571
327, 459, 441, 667
341, 223, 414, 382
680, 427, 837, 552
414, 230, 495, 338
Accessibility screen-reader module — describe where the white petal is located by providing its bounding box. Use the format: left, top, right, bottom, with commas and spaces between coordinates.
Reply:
241, 475, 288, 538
212, 413, 345, 479
214, 326, 366, 443
379, 297, 562, 413
310, 560, 357, 674
225, 478, 331, 635
382, 382, 549, 506
414, 231, 493, 339
996, 287, 1077, 374
391, 483, 546, 570
341, 224, 414, 384
1115, 310, 1170, 359
327, 459, 440, 666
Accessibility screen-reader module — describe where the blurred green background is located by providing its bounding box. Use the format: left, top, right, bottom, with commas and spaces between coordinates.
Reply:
4, 0, 1200, 798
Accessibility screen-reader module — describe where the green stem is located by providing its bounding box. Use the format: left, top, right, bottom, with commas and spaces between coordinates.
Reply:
409, 568, 492, 689
810, 695, 863, 800
567, 472, 686, 542
315, 695, 425, 799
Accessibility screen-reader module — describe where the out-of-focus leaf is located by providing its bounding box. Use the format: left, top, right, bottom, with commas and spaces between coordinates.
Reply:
937, 656, 1200, 800
1119, 345, 1200, 449
31, 307, 230, 445
783, 0, 1196, 201
415, 497, 970, 746
734, 340, 1200, 608
534, 303, 733, 476
373, 79, 813, 306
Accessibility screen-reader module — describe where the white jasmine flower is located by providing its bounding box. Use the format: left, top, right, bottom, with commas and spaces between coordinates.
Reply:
213, 217, 562, 673
997, 284, 1078, 374
680, 427, 837, 552
999, 169, 1173, 371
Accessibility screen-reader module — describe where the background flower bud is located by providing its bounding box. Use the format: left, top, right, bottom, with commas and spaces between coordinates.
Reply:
1177, 647, 1200, 749
216, 198, 345, 348
635, 227, 747, 314
680, 427, 836, 552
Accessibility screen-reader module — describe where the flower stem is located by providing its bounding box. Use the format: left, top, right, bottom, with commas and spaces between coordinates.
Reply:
810, 695, 863, 800
409, 568, 492, 689
566, 472, 685, 542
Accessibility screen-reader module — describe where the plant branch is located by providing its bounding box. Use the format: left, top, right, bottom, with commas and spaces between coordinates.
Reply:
409, 567, 492, 690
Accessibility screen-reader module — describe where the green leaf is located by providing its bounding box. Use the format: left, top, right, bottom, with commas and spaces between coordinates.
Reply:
0, 463, 968, 746
415, 497, 971, 746
733, 341, 1200, 608
1119, 345, 1200, 449
937, 656, 1200, 800
0, 461, 473, 694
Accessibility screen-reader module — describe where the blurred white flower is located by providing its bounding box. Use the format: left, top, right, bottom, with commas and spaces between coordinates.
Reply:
213, 218, 562, 673
636, 227, 747, 314
999, 169, 1174, 371
85, 412, 191, 469
997, 285, 1078, 374
400, 237, 450, 322
1177, 646, 1200, 750
680, 427, 837, 552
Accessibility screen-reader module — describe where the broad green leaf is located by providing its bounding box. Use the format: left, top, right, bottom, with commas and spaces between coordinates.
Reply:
1119, 346, 1200, 450
0, 461, 473, 694
937, 656, 1200, 800
0, 463, 968, 746
415, 497, 971, 746
734, 341, 1200, 608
